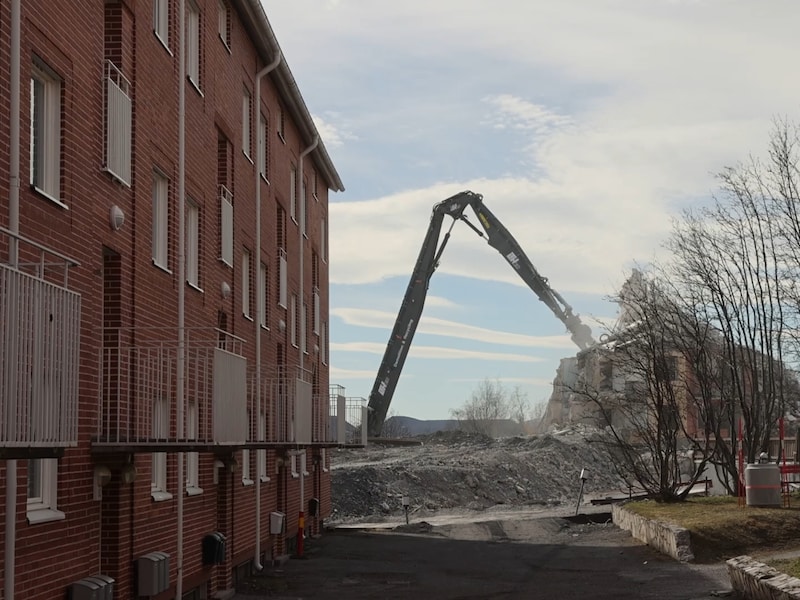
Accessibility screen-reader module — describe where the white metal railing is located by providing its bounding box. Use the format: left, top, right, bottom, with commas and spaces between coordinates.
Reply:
104, 60, 132, 186
97, 328, 246, 445
328, 387, 367, 447
220, 185, 234, 266
1, 226, 81, 448
278, 249, 287, 307
313, 286, 320, 335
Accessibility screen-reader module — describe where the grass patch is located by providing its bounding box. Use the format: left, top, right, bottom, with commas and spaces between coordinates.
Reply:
626, 495, 800, 564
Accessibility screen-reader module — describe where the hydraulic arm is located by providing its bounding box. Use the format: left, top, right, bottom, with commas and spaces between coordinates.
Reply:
366, 190, 595, 437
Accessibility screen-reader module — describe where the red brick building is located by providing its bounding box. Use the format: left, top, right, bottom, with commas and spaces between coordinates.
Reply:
0, 1, 360, 598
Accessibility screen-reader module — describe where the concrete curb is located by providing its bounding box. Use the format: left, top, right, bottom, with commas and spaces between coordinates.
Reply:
611, 503, 694, 562
727, 555, 800, 599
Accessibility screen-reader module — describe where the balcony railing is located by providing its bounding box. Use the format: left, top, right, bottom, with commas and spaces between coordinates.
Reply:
328, 386, 367, 447
95, 328, 246, 449
0, 226, 81, 453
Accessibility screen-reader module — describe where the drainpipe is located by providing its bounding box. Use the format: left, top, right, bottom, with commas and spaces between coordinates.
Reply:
253, 49, 281, 573
176, 0, 186, 597
296, 137, 317, 557
5, 1, 21, 599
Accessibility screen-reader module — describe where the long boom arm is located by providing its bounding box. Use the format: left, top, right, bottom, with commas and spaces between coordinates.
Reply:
366, 190, 594, 437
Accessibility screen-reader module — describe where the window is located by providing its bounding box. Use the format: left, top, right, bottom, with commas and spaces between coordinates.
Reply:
312, 171, 319, 201
301, 302, 307, 354
151, 396, 172, 501
153, 0, 169, 48
258, 113, 268, 180
278, 106, 285, 142
30, 61, 62, 204
320, 216, 327, 263
258, 411, 269, 482
217, 0, 230, 49
27, 459, 64, 524
321, 321, 328, 365
186, 198, 201, 289
313, 287, 320, 336
242, 248, 251, 319
290, 453, 298, 478
219, 185, 233, 266
300, 452, 309, 477
259, 261, 269, 329
302, 179, 308, 236
152, 171, 169, 269
104, 61, 132, 186
242, 411, 253, 486
186, 0, 201, 88
242, 87, 251, 159
186, 400, 202, 495
290, 294, 297, 347
289, 165, 297, 221
278, 249, 287, 308
320, 448, 329, 473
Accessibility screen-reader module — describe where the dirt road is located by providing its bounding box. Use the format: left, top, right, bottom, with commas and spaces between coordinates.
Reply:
234, 512, 735, 600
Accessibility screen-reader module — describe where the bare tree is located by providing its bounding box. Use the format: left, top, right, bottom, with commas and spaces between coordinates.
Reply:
381, 409, 411, 438
450, 378, 510, 437
509, 386, 530, 432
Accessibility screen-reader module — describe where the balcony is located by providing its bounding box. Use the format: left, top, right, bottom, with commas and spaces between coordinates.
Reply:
329, 385, 367, 447
0, 226, 81, 458
93, 328, 247, 453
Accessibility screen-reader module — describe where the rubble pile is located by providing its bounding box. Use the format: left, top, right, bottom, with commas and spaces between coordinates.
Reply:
330, 427, 626, 523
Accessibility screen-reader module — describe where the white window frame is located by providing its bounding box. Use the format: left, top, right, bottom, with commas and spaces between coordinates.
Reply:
321, 321, 328, 366
301, 452, 309, 477
290, 294, 298, 347
152, 171, 170, 270
151, 396, 172, 502
290, 454, 299, 478
278, 107, 285, 143
186, 400, 203, 495
289, 165, 297, 222
30, 62, 62, 205
301, 302, 308, 355
258, 113, 268, 181
219, 185, 233, 267
217, 0, 230, 50
186, 198, 201, 290
26, 459, 64, 524
242, 409, 254, 486
313, 287, 320, 336
320, 216, 327, 264
321, 448, 329, 473
258, 411, 269, 482
186, 0, 201, 89
278, 249, 287, 308
242, 87, 252, 159
259, 261, 269, 329
242, 248, 252, 319
153, 0, 169, 49
302, 180, 308, 237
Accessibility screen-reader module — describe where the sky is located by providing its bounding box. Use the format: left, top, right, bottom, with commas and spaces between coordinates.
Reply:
261, 0, 800, 421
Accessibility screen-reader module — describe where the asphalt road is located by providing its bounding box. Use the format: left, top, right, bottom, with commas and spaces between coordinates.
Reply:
234, 514, 736, 600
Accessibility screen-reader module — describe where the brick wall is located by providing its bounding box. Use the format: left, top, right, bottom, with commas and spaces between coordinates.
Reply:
0, 0, 335, 598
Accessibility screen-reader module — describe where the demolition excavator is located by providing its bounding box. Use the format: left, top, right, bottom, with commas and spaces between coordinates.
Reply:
366, 190, 596, 437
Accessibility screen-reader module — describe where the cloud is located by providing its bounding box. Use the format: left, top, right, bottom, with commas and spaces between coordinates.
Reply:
331, 341, 545, 362
332, 307, 576, 349
483, 95, 573, 135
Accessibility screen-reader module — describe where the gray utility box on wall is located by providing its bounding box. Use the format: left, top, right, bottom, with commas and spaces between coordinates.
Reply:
136, 551, 170, 596
69, 574, 115, 600
270, 511, 285, 535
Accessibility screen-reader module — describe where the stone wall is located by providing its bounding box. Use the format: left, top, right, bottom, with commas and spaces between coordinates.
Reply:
611, 504, 694, 562
727, 556, 800, 599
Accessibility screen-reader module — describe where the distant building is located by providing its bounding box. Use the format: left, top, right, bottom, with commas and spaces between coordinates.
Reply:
0, 2, 364, 599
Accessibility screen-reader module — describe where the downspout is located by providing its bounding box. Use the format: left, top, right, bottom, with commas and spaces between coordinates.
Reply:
4, 1, 21, 599
252, 50, 281, 572
176, 0, 186, 597
297, 137, 317, 550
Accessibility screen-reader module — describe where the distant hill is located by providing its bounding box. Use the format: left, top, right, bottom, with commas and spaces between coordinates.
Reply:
383, 416, 531, 438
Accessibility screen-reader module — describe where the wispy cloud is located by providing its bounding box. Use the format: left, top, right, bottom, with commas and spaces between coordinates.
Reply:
332, 307, 575, 349
483, 95, 572, 135
331, 341, 545, 362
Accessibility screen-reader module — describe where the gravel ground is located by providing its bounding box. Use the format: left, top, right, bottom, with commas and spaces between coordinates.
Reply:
330, 427, 628, 525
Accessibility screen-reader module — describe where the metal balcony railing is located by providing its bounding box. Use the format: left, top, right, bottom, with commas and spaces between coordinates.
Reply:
0, 225, 81, 451
328, 386, 367, 447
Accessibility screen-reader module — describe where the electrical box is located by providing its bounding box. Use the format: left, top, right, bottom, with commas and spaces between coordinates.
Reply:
270, 511, 285, 535
137, 551, 170, 596
202, 532, 227, 565
69, 574, 115, 600
308, 497, 320, 517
